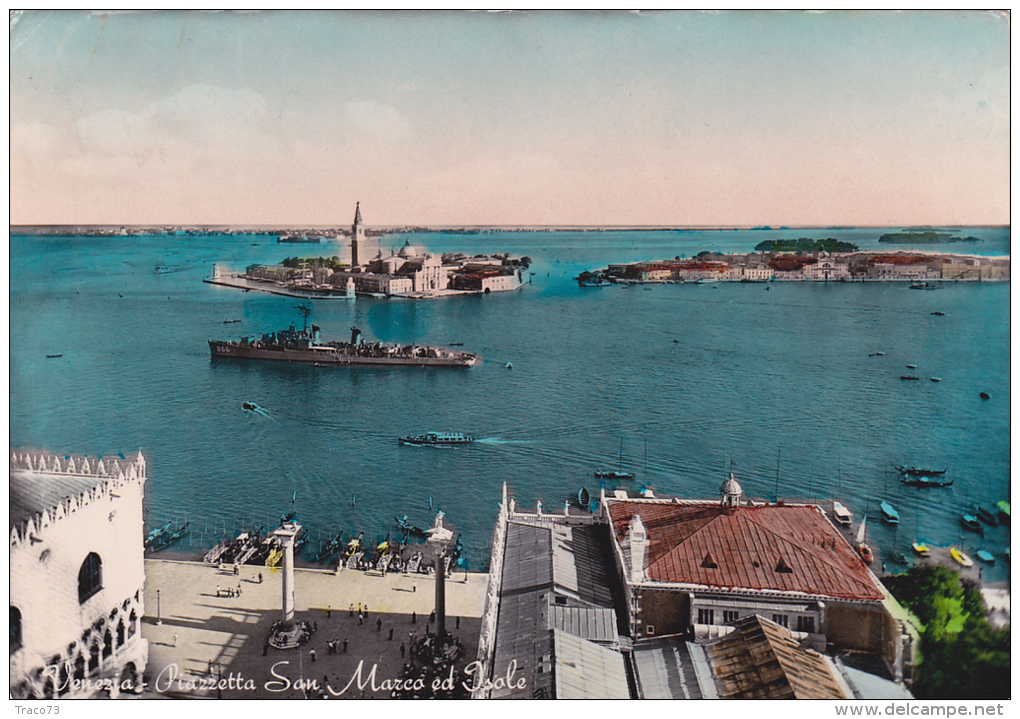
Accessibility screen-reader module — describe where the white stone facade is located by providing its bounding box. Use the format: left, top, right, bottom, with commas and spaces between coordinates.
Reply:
10, 450, 148, 698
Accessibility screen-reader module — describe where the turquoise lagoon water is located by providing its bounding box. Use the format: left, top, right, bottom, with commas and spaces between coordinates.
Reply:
9, 227, 1011, 581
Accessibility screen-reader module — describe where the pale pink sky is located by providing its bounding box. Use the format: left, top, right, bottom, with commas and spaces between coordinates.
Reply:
9, 10, 1011, 227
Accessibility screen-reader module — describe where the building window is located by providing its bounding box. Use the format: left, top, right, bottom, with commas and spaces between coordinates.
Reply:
697, 608, 715, 625
722, 610, 739, 624
772, 614, 788, 628
78, 553, 103, 604
797, 616, 815, 634
10, 606, 22, 650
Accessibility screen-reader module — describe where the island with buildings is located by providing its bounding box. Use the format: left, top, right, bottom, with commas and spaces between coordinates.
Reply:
581, 248, 1009, 285
204, 203, 531, 300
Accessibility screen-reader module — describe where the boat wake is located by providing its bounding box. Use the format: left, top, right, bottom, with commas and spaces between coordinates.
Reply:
474, 438, 530, 445
242, 402, 277, 421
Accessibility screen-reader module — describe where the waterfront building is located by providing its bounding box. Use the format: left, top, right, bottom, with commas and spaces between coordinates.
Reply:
478, 479, 916, 699
601, 475, 912, 681
9, 449, 149, 698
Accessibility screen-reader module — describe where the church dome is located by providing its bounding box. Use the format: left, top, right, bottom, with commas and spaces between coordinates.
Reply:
720, 472, 742, 505
397, 240, 418, 259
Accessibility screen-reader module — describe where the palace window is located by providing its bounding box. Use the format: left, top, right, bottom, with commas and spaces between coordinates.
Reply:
771, 614, 789, 628
78, 553, 103, 604
10, 606, 22, 650
722, 610, 739, 624
697, 608, 714, 625
797, 616, 815, 634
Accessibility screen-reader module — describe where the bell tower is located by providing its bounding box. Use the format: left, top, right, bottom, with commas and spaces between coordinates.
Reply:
350, 202, 377, 267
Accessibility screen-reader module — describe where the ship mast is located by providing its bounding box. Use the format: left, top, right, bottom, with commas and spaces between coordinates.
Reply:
296, 304, 312, 334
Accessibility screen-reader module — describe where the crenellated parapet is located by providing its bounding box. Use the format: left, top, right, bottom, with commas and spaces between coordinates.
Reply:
9, 448, 147, 549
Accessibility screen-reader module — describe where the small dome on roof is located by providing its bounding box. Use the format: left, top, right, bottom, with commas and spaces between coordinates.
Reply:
398, 240, 418, 258
720, 473, 742, 496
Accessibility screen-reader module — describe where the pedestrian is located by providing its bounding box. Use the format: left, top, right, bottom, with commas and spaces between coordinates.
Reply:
364, 605, 369, 617
411, 611, 416, 624
234, 564, 239, 576
429, 609, 435, 624
310, 649, 316, 663
412, 581, 416, 593
172, 633, 178, 647
342, 638, 348, 653
456, 616, 460, 630
357, 603, 362, 614
377, 618, 382, 632
327, 605, 332, 618
358, 614, 363, 626
259, 572, 263, 583
238, 585, 242, 596
388, 627, 393, 641
400, 643, 405, 658
314, 621, 318, 632
216, 584, 220, 596
349, 604, 354, 617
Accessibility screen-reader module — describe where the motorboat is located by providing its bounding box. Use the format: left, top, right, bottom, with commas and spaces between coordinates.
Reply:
832, 501, 853, 526
399, 432, 474, 446
594, 470, 635, 480
880, 501, 900, 524
911, 541, 931, 557
950, 547, 974, 568
900, 375, 920, 380
997, 500, 1010, 525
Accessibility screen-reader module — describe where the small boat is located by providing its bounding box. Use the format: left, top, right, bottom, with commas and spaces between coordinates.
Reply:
906, 364, 918, 369
223, 319, 242, 324
977, 507, 999, 527
960, 514, 984, 535
899, 475, 953, 488
930, 311, 947, 316
449, 342, 464, 346
909, 282, 943, 290
900, 375, 920, 380
398, 432, 474, 446
890, 550, 908, 565
856, 516, 872, 563
996, 500, 1010, 524
242, 401, 261, 412
980, 392, 990, 400
950, 546, 974, 567
594, 470, 636, 480
832, 501, 853, 526
578, 487, 590, 508
930, 377, 942, 382
880, 501, 900, 524
911, 541, 931, 557
858, 543, 873, 564
896, 466, 948, 476
45, 354, 63, 358
975, 549, 996, 565
868, 351, 886, 357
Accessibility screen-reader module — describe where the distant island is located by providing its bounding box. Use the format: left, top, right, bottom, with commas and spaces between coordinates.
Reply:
879, 231, 981, 244
754, 238, 859, 253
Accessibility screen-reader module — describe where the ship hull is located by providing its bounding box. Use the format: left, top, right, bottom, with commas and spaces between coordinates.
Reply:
209, 341, 479, 367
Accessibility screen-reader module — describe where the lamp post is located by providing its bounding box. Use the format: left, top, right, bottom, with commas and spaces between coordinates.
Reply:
156, 589, 162, 625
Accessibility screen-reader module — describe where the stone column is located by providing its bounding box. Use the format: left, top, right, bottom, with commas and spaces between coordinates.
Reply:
273, 522, 301, 630
435, 547, 446, 638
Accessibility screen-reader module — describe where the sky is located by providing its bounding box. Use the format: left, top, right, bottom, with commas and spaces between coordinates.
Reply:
8, 10, 1011, 227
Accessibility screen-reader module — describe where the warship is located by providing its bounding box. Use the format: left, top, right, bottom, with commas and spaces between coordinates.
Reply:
209, 305, 480, 367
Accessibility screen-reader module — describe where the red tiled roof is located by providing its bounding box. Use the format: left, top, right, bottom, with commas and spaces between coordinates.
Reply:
607, 500, 884, 601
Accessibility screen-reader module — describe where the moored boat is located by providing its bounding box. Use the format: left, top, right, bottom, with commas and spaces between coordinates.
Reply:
950, 546, 974, 567
832, 501, 853, 526
977, 506, 999, 527
996, 500, 1010, 524
594, 470, 636, 480
911, 541, 931, 557
398, 432, 474, 446
880, 501, 900, 524
899, 475, 953, 488
900, 375, 920, 380
975, 549, 996, 565
895, 465, 948, 476
960, 514, 984, 535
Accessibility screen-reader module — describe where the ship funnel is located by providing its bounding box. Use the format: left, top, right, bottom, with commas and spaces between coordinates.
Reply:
351, 327, 362, 345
